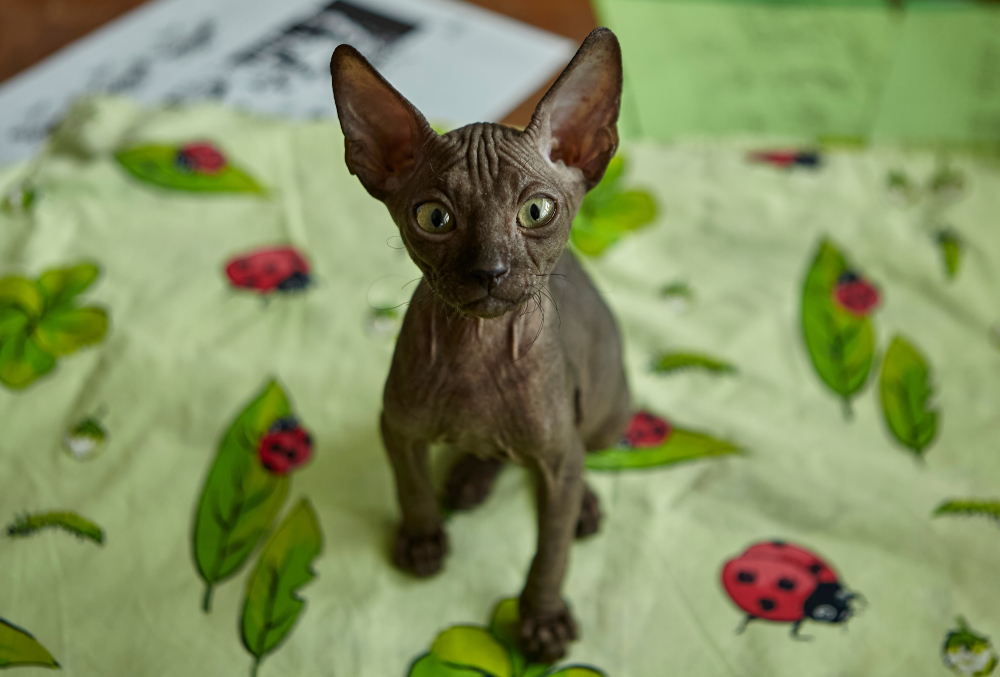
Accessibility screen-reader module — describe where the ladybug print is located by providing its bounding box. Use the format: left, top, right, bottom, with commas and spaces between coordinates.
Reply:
749, 150, 821, 169
721, 540, 860, 638
622, 411, 672, 448
175, 142, 227, 174
258, 417, 313, 475
225, 246, 311, 294
833, 271, 880, 317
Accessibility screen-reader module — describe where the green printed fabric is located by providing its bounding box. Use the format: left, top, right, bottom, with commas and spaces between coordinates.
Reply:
0, 97, 999, 677
595, 0, 1000, 145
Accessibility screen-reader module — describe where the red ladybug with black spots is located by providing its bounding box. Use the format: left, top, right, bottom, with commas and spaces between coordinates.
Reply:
721, 540, 860, 638
258, 417, 312, 474
833, 271, 880, 316
622, 411, 672, 448
225, 246, 311, 294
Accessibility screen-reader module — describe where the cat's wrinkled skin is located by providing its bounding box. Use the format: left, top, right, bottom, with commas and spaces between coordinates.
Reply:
331, 28, 630, 662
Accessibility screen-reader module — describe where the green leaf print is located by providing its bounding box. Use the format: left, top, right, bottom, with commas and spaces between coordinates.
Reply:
487, 598, 560, 677
927, 164, 966, 199
933, 500, 1000, 528
0, 276, 44, 319
801, 239, 876, 417
408, 652, 492, 677
33, 307, 108, 356
407, 598, 608, 677
570, 155, 657, 256
586, 428, 740, 471
0, 332, 56, 389
37, 263, 100, 310
588, 191, 657, 232
6, 511, 104, 544
0, 306, 29, 342
0, 618, 59, 669
0, 263, 108, 390
651, 352, 737, 375
489, 598, 528, 677
880, 335, 938, 456
887, 170, 919, 203
935, 229, 963, 280
428, 626, 513, 677
115, 145, 264, 194
241, 500, 323, 677
193, 381, 292, 612
660, 281, 695, 301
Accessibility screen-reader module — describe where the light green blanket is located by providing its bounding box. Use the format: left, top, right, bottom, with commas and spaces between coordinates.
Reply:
0, 96, 998, 677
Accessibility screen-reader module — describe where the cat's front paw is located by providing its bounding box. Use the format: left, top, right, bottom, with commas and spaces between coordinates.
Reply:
519, 601, 578, 663
393, 525, 448, 577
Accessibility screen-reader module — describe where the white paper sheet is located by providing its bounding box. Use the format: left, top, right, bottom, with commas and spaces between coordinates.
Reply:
0, 0, 575, 166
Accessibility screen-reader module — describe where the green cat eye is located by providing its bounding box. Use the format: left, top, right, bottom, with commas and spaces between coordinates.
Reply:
415, 201, 455, 234
517, 195, 556, 228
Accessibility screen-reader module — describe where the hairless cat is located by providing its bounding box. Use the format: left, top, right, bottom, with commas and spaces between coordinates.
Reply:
330, 28, 630, 662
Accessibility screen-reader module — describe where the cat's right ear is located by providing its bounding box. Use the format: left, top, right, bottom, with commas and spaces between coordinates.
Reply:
330, 45, 434, 200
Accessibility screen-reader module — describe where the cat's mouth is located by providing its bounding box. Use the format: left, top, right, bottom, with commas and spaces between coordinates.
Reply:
460, 294, 517, 319
428, 276, 530, 320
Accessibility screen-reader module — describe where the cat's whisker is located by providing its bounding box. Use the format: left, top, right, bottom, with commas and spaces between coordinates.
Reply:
536, 286, 562, 328
402, 286, 438, 312
520, 292, 546, 359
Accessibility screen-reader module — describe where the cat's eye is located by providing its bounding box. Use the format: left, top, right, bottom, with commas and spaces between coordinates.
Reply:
517, 196, 556, 228
415, 201, 455, 234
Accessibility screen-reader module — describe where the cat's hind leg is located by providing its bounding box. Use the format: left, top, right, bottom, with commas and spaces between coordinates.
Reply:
582, 381, 631, 452
575, 383, 629, 539
575, 483, 601, 539
444, 454, 504, 511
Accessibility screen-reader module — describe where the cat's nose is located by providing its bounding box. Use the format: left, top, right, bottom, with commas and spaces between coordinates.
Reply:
470, 266, 508, 292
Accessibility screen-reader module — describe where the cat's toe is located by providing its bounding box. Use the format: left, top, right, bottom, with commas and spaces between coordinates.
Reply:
393, 525, 448, 577
519, 602, 578, 663
444, 454, 504, 511
575, 484, 601, 539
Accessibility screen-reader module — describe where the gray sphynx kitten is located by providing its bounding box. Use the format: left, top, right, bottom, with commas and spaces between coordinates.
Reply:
331, 28, 630, 662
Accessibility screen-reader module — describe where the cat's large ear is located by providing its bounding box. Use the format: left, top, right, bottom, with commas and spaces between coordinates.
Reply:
526, 28, 622, 190
330, 45, 435, 200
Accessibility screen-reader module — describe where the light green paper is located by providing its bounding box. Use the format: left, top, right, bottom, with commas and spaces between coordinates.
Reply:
596, 0, 1000, 144
598, 0, 900, 140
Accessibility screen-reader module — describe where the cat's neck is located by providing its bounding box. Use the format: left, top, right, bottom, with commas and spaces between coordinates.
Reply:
412, 279, 552, 365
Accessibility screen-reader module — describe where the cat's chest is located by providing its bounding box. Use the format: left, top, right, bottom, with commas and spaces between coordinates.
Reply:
385, 316, 570, 460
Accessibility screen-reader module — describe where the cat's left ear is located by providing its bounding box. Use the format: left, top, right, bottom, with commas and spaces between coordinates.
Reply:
331, 44, 435, 200
526, 28, 623, 190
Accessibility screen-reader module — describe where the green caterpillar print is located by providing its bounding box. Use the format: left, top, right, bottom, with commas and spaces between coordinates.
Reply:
6, 511, 104, 545
651, 352, 737, 375
934, 501, 1000, 528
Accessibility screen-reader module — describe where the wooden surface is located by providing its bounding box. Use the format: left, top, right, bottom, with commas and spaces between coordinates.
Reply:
464, 0, 598, 126
0, 0, 150, 84
0, 0, 597, 127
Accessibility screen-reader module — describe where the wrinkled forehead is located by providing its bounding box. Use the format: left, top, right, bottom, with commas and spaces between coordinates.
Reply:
418, 123, 550, 208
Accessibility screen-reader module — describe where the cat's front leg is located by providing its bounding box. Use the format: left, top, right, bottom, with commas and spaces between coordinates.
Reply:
519, 437, 586, 662
380, 411, 447, 577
